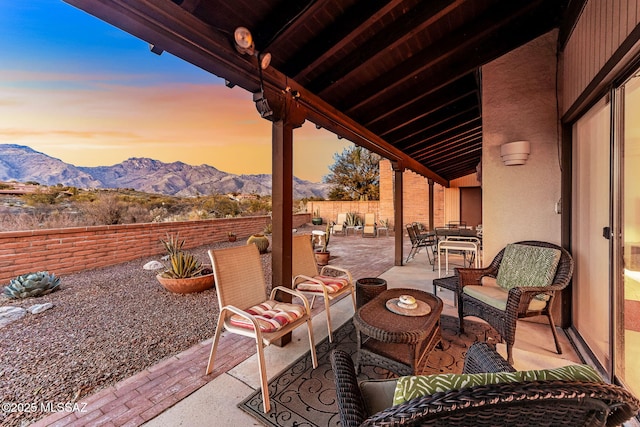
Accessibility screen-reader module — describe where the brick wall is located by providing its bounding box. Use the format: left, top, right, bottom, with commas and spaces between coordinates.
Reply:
306, 160, 456, 232
378, 159, 446, 230
0, 214, 310, 284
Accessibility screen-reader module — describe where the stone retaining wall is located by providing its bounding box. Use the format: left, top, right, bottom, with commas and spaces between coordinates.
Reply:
0, 214, 310, 284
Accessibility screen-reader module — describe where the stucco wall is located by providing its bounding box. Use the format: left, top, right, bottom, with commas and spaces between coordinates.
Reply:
482, 30, 562, 262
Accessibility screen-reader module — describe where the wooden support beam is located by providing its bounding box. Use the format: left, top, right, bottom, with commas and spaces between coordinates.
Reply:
270, 95, 306, 347
392, 160, 404, 266
428, 179, 435, 231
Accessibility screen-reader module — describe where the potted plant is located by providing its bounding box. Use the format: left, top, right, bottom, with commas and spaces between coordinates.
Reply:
156, 233, 214, 294
311, 209, 323, 225
314, 223, 331, 266
227, 232, 237, 242
247, 233, 270, 254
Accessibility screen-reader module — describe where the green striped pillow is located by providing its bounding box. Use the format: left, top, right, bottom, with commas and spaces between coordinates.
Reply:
393, 364, 602, 405
496, 244, 561, 290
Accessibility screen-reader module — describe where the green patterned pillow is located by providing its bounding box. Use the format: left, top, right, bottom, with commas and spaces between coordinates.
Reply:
496, 244, 561, 297
393, 364, 602, 405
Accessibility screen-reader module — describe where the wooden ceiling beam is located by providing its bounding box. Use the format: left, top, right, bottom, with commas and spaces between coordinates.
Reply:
283, 0, 402, 78
304, 0, 464, 90
403, 118, 482, 152
340, 0, 550, 113
365, 73, 478, 129
380, 100, 480, 141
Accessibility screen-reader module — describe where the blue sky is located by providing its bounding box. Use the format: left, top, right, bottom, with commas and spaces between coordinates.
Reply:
0, 1, 350, 182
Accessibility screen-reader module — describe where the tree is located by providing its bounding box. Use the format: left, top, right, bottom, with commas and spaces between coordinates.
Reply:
324, 146, 381, 200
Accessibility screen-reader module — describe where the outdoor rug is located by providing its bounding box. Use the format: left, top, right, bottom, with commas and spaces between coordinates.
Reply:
239, 315, 501, 427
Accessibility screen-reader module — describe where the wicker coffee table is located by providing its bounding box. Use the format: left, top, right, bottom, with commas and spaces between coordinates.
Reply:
353, 288, 443, 376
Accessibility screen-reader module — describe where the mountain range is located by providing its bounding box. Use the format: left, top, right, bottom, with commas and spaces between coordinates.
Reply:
0, 144, 329, 198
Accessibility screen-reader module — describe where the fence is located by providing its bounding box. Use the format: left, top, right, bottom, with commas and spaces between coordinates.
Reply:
0, 214, 310, 283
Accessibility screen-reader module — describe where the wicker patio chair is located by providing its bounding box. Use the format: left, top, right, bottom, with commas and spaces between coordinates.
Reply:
206, 244, 317, 413
292, 234, 356, 343
457, 240, 574, 364
331, 343, 640, 427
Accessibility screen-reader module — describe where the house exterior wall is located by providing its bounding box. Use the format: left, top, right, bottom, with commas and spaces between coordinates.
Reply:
562, 0, 640, 112
482, 30, 562, 263
0, 214, 310, 283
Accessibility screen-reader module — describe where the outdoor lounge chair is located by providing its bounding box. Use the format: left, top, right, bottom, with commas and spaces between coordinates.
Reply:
361, 213, 376, 237
457, 240, 574, 364
333, 212, 347, 235
331, 343, 640, 427
206, 244, 318, 413
292, 234, 356, 343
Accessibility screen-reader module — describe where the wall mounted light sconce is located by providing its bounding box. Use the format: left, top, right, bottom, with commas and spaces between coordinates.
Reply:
500, 140, 530, 166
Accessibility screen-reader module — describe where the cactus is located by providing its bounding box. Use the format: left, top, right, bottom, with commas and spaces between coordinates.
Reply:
3, 271, 61, 299
247, 234, 270, 254
161, 252, 204, 279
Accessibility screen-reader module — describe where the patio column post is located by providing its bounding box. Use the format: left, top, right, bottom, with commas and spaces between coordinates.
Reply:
268, 92, 306, 347
392, 161, 404, 266
428, 179, 434, 231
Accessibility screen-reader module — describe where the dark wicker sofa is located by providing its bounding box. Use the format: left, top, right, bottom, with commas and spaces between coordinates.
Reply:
331, 342, 639, 427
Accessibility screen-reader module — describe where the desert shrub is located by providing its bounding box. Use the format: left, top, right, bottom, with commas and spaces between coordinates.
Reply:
81, 194, 127, 225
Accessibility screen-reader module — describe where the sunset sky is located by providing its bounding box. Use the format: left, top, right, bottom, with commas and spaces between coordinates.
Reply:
0, 1, 352, 183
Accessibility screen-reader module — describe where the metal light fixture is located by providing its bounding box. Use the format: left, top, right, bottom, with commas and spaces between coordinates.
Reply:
253, 91, 273, 118
233, 26, 255, 55
234, 27, 271, 70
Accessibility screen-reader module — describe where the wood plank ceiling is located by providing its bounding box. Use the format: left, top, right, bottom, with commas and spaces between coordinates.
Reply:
64, 0, 567, 186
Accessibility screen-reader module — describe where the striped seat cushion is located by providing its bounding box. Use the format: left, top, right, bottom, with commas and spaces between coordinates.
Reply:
295, 275, 349, 294
229, 300, 305, 333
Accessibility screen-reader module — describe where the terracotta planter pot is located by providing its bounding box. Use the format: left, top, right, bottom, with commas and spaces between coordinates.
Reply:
156, 273, 215, 294
314, 251, 330, 266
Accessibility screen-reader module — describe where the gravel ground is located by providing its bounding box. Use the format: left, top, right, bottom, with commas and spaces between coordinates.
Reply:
0, 239, 272, 427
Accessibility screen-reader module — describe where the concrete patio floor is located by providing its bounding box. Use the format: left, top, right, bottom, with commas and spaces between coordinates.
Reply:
32, 232, 583, 427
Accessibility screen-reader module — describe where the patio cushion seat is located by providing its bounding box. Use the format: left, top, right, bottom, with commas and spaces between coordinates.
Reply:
229, 300, 305, 333
392, 364, 603, 405
463, 285, 547, 311
294, 275, 349, 294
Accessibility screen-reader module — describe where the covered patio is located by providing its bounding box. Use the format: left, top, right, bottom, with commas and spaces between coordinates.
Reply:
30, 235, 582, 426
41, 0, 640, 424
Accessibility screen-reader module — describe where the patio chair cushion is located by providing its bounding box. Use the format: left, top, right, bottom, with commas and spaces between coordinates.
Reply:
295, 275, 349, 294
496, 243, 561, 291
463, 284, 548, 311
393, 364, 603, 405
229, 300, 305, 333
358, 378, 398, 415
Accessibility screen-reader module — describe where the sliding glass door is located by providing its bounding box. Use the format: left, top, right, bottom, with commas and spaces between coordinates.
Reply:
572, 97, 611, 370
616, 71, 640, 397
572, 67, 640, 398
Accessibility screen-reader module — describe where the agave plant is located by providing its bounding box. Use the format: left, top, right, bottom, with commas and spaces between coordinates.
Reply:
161, 251, 205, 279
3, 271, 61, 299
160, 233, 185, 257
